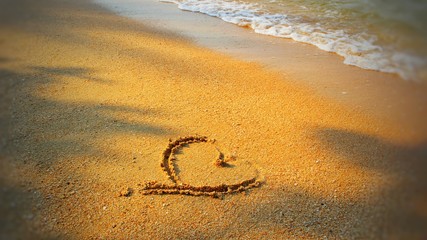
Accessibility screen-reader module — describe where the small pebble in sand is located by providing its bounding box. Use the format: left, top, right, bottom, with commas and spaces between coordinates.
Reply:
118, 188, 133, 197
214, 158, 226, 167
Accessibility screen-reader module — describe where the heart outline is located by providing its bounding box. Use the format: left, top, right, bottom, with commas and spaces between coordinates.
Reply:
139, 136, 263, 198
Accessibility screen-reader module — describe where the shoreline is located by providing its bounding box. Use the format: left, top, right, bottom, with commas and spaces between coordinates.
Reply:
0, 0, 426, 238
97, 0, 427, 141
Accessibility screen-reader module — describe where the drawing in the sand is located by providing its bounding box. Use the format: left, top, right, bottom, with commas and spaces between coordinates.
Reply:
136, 136, 263, 198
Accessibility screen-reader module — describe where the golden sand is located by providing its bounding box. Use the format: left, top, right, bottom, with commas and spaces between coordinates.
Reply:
0, 0, 426, 239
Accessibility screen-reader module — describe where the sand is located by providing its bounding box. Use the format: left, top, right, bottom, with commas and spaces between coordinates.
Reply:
0, 0, 426, 239
97, 0, 427, 135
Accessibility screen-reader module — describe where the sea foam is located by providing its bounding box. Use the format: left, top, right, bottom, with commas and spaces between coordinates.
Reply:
163, 0, 427, 81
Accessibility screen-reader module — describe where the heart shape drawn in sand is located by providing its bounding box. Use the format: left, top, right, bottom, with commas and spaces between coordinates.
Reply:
139, 136, 263, 198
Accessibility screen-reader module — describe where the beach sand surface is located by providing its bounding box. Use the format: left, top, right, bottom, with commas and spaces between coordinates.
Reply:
0, 0, 426, 239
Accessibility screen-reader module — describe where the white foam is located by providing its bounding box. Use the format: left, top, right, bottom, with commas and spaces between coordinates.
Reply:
164, 0, 427, 81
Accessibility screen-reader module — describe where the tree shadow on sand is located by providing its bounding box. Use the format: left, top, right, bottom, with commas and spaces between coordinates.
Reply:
313, 128, 427, 237
30, 66, 112, 84
155, 129, 427, 239
1, 66, 173, 166
0, 179, 58, 240
143, 128, 427, 239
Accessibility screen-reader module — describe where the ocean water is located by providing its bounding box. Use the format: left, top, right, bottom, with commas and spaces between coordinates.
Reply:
163, 0, 427, 81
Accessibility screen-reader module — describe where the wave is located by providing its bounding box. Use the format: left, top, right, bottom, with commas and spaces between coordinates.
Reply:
162, 0, 427, 81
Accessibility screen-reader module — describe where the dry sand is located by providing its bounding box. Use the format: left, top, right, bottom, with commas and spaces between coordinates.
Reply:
0, 0, 426, 239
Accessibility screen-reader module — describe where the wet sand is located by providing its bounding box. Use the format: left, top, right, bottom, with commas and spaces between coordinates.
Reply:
0, 0, 426, 239
97, 0, 427, 138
